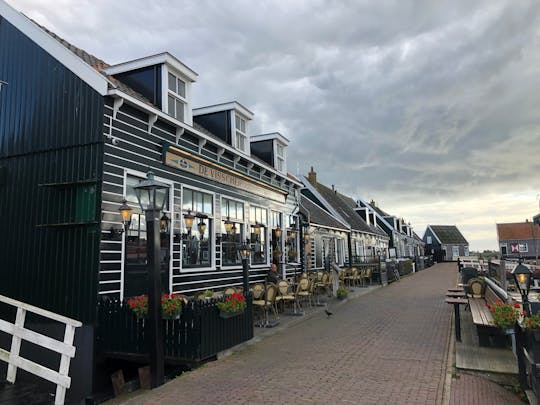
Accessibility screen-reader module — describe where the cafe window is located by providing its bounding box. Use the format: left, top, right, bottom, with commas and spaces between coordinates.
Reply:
124, 174, 171, 297
336, 239, 345, 266
249, 206, 268, 265
270, 211, 282, 265
221, 198, 244, 266
182, 188, 213, 269
285, 215, 298, 263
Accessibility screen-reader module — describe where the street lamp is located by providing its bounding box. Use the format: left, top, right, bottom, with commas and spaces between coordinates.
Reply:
183, 210, 195, 233
133, 171, 169, 389
119, 199, 133, 232
238, 244, 251, 296
159, 213, 170, 233
512, 258, 533, 316
224, 217, 233, 234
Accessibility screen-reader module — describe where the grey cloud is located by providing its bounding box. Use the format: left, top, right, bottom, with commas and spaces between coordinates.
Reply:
10, 0, 540, 250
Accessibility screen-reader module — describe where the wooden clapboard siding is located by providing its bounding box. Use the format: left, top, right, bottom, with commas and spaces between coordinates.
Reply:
99, 97, 299, 299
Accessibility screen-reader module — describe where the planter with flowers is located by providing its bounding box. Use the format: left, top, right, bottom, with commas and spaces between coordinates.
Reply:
216, 292, 247, 319
489, 299, 522, 332
127, 293, 183, 320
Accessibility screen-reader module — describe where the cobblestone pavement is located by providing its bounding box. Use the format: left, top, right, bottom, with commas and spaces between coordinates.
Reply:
119, 263, 522, 404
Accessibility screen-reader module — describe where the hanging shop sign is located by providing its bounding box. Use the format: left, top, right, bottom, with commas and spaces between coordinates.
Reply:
163, 143, 287, 203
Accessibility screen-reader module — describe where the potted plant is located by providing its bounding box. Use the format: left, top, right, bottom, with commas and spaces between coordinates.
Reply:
161, 293, 183, 319
127, 293, 183, 319
216, 292, 247, 319
488, 299, 522, 332
204, 289, 214, 301
336, 286, 348, 300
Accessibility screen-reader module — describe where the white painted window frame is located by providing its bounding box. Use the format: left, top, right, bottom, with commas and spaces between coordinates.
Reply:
122, 168, 175, 299
220, 195, 246, 268
180, 185, 216, 273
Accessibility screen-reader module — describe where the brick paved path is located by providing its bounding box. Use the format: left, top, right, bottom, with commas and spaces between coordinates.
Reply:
120, 263, 522, 404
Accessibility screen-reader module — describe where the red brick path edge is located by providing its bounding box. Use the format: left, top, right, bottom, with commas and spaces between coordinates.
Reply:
449, 373, 523, 405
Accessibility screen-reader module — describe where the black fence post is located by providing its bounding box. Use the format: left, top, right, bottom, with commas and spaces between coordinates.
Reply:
515, 325, 528, 391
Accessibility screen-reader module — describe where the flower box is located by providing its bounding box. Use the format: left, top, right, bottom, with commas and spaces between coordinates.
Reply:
219, 310, 244, 319
216, 292, 247, 316
127, 293, 183, 319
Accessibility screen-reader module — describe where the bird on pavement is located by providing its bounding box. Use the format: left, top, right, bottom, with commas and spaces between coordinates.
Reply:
324, 309, 333, 317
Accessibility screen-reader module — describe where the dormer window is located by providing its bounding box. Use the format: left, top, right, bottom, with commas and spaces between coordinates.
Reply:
235, 114, 248, 153
276, 143, 285, 172
167, 72, 186, 121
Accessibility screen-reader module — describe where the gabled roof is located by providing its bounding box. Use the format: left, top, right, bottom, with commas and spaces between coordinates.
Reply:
497, 222, 540, 240
300, 195, 348, 231
0, 0, 108, 95
306, 179, 386, 237
428, 225, 468, 245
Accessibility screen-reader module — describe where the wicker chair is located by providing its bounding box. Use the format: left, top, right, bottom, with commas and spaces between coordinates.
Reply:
275, 280, 295, 312
296, 277, 313, 309
253, 283, 279, 325
223, 286, 237, 296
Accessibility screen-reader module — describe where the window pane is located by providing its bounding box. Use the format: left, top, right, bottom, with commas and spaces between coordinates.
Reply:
168, 73, 176, 92
177, 78, 186, 98
168, 95, 175, 117
175, 99, 184, 121
203, 194, 213, 214
182, 189, 193, 211
250, 228, 266, 265
194, 191, 203, 212
236, 201, 244, 220
182, 218, 212, 268
221, 201, 227, 217
222, 222, 241, 266
235, 115, 241, 130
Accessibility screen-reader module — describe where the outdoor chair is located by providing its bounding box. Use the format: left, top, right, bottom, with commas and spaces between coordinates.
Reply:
296, 277, 314, 309
314, 272, 329, 305
223, 286, 237, 296
362, 268, 372, 286
275, 280, 296, 312
253, 283, 279, 326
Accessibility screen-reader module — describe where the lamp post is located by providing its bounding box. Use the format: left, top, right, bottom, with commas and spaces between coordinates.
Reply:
238, 244, 251, 296
512, 258, 533, 316
133, 171, 169, 389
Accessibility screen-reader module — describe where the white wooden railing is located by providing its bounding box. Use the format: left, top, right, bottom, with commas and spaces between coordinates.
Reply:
0, 294, 82, 405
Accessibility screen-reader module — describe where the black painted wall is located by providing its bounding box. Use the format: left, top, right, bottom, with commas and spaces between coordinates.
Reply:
193, 110, 231, 144
115, 65, 162, 107
250, 139, 273, 166
0, 17, 104, 323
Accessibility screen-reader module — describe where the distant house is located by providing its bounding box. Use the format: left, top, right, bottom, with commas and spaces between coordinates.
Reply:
496, 221, 540, 259
299, 195, 350, 271
423, 225, 469, 262
355, 198, 424, 258
302, 168, 389, 264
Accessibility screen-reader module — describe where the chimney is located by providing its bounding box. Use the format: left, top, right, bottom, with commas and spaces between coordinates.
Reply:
308, 166, 317, 184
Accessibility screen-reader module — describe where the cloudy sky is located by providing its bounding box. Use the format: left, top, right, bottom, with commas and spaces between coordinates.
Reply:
9, 0, 540, 251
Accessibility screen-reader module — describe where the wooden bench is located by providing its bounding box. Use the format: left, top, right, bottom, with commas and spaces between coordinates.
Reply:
468, 279, 509, 347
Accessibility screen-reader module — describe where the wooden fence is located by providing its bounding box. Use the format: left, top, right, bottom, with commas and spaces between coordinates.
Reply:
0, 294, 82, 405
96, 297, 253, 363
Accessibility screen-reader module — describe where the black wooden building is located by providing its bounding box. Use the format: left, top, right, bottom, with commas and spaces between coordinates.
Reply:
0, 1, 301, 400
